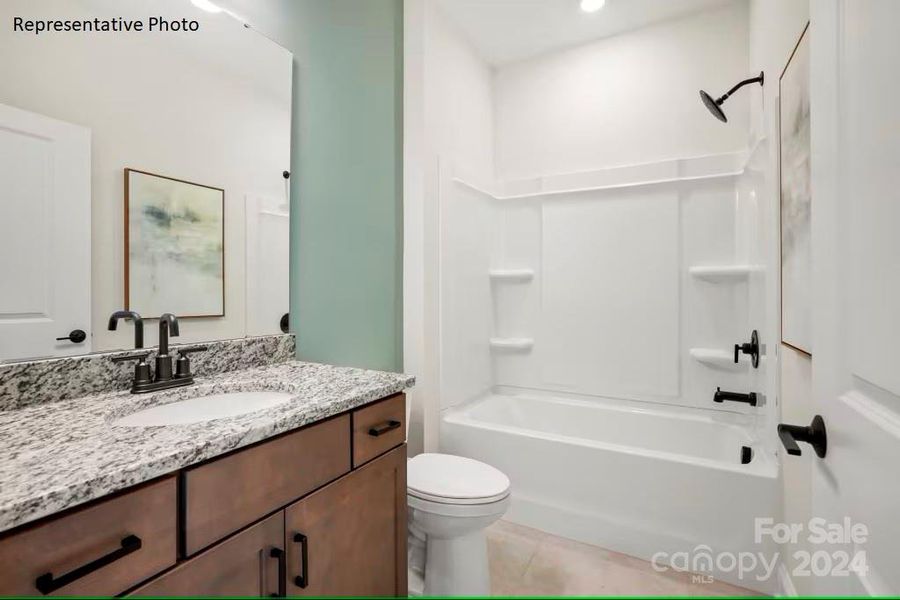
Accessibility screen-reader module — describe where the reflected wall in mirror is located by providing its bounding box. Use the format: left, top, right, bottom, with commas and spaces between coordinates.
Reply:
0, 0, 292, 362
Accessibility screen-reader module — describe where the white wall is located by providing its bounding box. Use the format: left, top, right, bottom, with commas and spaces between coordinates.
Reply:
0, 0, 291, 351
404, 0, 496, 451
494, 2, 750, 180
746, 0, 810, 595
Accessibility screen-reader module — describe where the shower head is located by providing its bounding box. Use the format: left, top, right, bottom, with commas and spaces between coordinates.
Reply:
700, 71, 764, 123
700, 89, 727, 123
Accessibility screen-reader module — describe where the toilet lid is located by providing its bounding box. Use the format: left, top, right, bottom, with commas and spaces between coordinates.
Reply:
407, 453, 510, 505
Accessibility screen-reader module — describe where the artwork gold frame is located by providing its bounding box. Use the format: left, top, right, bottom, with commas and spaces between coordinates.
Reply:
124, 168, 225, 319
779, 22, 812, 356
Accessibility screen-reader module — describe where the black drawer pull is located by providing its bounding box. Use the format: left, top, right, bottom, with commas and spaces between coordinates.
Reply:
368, 420, 401, 437
34, 534, 142, 594
269, 547, 286, 597
293, 532, 309, 589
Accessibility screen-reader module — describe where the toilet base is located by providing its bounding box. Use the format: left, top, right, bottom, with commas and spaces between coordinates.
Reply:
421, 530, 491, 596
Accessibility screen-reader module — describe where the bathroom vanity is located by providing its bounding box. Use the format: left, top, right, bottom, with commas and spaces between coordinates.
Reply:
0, 349, 413, 597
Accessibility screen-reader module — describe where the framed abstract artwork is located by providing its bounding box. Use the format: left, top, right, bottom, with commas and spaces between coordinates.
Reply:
779, 22, 811, 355
124, 168, 225, 318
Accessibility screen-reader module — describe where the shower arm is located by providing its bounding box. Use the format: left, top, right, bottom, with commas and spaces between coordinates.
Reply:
715, 72, 765, 105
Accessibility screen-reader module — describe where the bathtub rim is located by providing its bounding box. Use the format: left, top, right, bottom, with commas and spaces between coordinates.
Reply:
443, 390, 778, 478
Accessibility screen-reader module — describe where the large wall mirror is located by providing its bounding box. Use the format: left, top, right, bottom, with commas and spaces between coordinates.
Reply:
0, 0, 292, 361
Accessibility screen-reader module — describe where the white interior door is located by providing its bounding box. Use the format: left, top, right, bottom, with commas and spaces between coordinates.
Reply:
807, 1, 900, 595
0, 103, 91, 361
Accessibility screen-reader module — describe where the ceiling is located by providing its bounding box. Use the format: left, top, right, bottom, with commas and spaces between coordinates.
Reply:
434, 0, 742, 65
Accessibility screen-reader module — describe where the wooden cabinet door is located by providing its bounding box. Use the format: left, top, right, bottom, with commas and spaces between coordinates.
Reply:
129, 512, 284, 597
285, 444, 407, 596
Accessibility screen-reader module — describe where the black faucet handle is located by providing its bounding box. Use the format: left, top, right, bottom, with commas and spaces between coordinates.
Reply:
112, 352, 152, 386
175, 346, 208, 379
112, 351, 151, 363
178, 345, 208, 355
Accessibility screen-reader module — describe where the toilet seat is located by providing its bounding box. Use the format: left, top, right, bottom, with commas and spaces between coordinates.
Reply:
408, 453, 510, 506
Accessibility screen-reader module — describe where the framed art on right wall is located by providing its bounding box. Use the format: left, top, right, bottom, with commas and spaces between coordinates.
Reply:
780, 22, 812, 356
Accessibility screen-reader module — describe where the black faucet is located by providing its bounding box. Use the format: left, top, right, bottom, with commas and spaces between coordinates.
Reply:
107, 310, 144, 349
112, 313, 206, 394
156, 313, 180, 382
713, 387, 758, 406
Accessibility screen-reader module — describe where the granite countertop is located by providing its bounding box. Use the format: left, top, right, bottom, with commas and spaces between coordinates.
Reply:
0, 360, 414, 534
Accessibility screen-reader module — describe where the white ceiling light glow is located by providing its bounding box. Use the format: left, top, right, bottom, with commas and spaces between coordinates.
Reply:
191, 0, 223, 13
580, 0, 606, 13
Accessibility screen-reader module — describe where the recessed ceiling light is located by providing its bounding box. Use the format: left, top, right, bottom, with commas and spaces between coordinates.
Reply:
580, 0, 606, 13
191, 0, 223, 13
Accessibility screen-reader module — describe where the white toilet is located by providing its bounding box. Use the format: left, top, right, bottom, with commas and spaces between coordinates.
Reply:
407, 453, 511, 596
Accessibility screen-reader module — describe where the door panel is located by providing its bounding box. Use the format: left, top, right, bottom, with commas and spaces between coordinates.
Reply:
0, 103, 90, 361
128, 511, 284, 597
285, 445, 407, 597
810, 0, 900, 595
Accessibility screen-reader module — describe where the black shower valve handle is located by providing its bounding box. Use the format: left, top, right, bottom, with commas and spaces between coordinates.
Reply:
734, 330, 761, 368
734, 342, 753, 364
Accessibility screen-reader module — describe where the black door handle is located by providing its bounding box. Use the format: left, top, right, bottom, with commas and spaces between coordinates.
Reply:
778, 415, 827, 458
368, 420, 402, 437
269, 547, 286, 597
56, 329, 87, 344
293, 532, 309, 589
34, 534, 142, 594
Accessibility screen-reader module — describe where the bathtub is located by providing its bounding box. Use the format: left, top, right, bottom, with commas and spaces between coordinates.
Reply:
440, 391, 779, 592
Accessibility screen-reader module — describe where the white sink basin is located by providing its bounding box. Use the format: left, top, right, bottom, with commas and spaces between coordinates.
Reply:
113, 391, 293, 426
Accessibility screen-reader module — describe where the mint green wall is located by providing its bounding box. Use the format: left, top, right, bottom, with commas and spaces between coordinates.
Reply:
220, 0, 403, 371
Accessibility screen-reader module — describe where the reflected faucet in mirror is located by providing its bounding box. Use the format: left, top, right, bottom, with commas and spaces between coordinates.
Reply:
107, 310, 144, 349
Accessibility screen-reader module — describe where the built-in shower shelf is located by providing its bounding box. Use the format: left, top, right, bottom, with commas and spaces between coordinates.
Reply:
689, 348, 742, 369
489, 268, 535, 282
689, 264, 760, 282
490, 337, 534, 351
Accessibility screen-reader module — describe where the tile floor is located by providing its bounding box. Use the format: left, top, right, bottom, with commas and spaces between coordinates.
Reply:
486, 520, 763, 597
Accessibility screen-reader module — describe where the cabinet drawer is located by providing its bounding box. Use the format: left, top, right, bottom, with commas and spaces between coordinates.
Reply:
183, 414, 350, 555
129, 512, 284, 597
0, 476, 176, 596
352, 394, 406, 467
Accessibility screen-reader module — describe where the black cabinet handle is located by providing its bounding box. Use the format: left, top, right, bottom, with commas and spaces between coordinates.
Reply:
778, 415, 827, 458
368, 420, 401, 437
269, 547, 286, 598
56, 329, 87, 344
293, 532, 309, 589
34, 534, 141, 594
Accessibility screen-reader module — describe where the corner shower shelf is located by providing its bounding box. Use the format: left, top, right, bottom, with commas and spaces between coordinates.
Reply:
689, 348, 742, 369
688, 264, 760, 282
489, 268, 535, 282
490, 337, 534, 351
